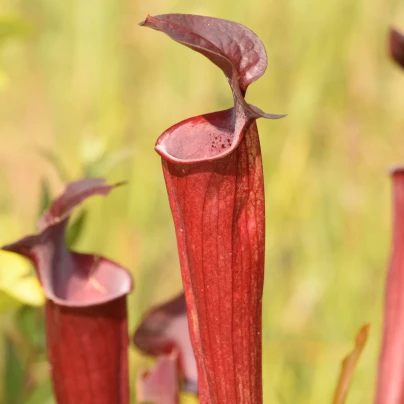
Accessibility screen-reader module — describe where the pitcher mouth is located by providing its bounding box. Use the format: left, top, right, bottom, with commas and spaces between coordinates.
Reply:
389, 166, 404, 175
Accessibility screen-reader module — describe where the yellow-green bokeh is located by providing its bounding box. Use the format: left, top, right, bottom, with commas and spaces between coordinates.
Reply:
1, 0, 404, 402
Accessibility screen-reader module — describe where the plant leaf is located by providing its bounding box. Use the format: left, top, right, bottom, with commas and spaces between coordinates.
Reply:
3, 336, 26, 404
24, 378, 55, 404
162, 121, 265, 403
140, 14, 267, 92
136, 351, 180, 404
332, 324, 369, 404
133, 293, 197, 393
37, 178, 119, 231
140, 14, 285, 132
86, 148, 133, 177
35, 148, 70, 182
66, 210, 87, 248
16, 305, 46, 350
37, 179, 52, 219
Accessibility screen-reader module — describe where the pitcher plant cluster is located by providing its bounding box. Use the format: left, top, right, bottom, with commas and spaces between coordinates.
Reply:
2, 14, 404, 404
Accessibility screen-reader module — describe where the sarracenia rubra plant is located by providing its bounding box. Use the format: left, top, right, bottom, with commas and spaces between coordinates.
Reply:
134, 293, 197, 403
376, 168, 404, 404
2, 178, 133, 404
374, 30, 404, 404
133, 293, 197, 395
140, 13, 285, 404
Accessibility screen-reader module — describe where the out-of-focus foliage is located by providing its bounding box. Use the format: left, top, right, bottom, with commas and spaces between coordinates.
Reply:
1, 0, 404, 403
0, 14, 31, 89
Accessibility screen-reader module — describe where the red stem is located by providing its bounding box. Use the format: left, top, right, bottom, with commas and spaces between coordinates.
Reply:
163, 121, 264, 404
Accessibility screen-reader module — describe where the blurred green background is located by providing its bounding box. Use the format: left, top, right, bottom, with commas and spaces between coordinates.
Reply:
1, 0, 404, 403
